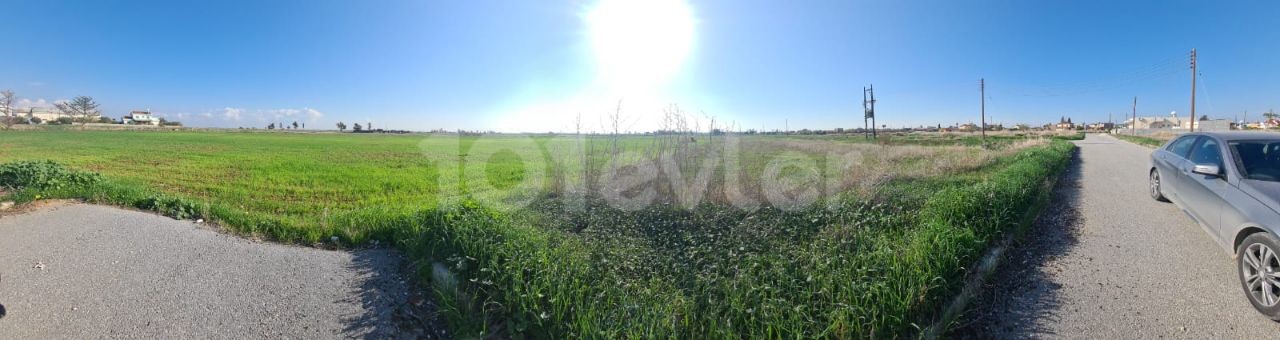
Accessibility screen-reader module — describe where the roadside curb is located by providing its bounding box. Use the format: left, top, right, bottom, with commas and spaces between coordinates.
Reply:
917, 145, 1078, 339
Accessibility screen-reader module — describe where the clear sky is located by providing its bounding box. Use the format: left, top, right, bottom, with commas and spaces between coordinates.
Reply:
2, 0, 1277, 132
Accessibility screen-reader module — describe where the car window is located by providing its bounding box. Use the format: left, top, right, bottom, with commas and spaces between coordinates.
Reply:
1188, 138, 1223, 168
1167, 136, 1199, 158
1231, 141, 1280, 181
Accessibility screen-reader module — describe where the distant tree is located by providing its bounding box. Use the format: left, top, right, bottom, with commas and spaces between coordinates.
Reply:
367, 122, 372, 130
0, 89, 14, 130
54, 96, 101, 128
292, 121, 299, 129
54, 117, 74, 125
301, 123, 305, 129
268, 123, 275, 130
353, 123, 363, 132
97, 116, 113, 124
1200, 115, 1209, 121
30, 117, 42, 125
336, 122, 347, 132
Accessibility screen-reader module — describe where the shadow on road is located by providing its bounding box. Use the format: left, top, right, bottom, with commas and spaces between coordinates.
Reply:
948, 147, 1085, 338
340, 249, 448, 339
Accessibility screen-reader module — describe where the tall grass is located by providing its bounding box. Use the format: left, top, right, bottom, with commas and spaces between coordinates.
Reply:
1114, 134, 1167, 148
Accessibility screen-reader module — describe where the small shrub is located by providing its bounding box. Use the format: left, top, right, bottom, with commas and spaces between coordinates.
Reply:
0, 160, 103, 190
136, 194, 207, 220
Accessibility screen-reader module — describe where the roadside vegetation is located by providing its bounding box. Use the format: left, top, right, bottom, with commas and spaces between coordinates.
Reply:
1113, 133, 1168, 148
0, 128, 1074, 337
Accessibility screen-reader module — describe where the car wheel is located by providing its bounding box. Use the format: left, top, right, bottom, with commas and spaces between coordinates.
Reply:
1149, 169, 1169, 202
1238, 232, 1280, 321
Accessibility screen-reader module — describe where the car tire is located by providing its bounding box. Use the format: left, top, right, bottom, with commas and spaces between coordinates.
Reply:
1238, 232, 1280, 321
1149, 169, 1169, 202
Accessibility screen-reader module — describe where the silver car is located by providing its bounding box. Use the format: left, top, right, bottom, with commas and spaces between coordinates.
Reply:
1150, 131, 1280, 319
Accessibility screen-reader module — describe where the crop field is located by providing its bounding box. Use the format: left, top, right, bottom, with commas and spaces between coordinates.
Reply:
0, 129, 1075, 337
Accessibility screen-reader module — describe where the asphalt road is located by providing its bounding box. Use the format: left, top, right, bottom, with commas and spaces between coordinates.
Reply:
0, 203, 441, 339
955, 133, 1280, 338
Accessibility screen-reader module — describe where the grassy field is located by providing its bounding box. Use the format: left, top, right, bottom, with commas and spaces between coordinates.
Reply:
0, 129, 1075, 337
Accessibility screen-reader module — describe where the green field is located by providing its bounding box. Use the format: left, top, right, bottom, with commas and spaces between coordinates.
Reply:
0, 129, 1075, 338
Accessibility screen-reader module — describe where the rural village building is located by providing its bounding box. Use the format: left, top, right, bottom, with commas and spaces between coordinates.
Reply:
16, 107, 101, 123
1125, 112, 1185, 129
1086, 122, 1115, 131
1123, 112, 1231, 131
1055, 117, 1075, 130
122, 111, 160, 125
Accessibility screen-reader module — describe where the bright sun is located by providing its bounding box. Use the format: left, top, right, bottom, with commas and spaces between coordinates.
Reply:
585, 0, 695, 96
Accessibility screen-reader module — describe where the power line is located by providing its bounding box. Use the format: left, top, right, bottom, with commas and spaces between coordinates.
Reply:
1197, 71, 1216, 119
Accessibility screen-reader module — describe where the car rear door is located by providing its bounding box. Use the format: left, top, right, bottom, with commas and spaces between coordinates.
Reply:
1159, 135, 1200, 203
1179, 136, 1231, 236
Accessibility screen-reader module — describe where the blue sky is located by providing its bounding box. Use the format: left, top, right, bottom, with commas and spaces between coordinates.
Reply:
2, 0, 1278, 132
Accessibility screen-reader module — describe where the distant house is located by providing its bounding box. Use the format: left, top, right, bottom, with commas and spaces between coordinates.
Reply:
1263, 118, 1280, 129
122, 111, 160, 125
1055, 116, 1076, 130
1087, 122, 1114, 131
958, 123, 978, 132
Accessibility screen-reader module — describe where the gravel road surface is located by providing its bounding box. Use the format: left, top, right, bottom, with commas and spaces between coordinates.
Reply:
0, 203, 441, 339
955, 133, 1280, 338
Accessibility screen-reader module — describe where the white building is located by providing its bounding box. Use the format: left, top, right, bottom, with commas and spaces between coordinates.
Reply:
122, 111, 159, 125
15, 107, 86, 123
1124, 111, 1231, 131
1125, 112, 1185, 129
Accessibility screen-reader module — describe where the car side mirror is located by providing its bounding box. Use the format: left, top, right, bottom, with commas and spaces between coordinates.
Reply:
1192, 164, 1222, 177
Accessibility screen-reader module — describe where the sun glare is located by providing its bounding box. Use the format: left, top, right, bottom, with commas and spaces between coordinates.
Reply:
586, 0, 695, 95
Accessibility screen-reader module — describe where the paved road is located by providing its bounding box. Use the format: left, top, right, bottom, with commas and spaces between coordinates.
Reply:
956, 133, 1280, 338
0, 203, 440, 339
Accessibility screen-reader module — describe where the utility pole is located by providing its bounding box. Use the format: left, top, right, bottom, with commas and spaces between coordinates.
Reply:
1131, 96, 1137, 135
863, 87, 869, 139
980, 78, 986, 142
1190, 48, 1197, 132
863, 84, 877, 139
